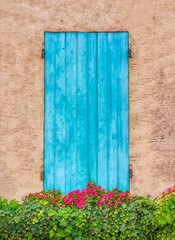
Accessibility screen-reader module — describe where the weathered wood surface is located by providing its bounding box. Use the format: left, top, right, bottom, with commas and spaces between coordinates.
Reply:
44, 32, 129, 193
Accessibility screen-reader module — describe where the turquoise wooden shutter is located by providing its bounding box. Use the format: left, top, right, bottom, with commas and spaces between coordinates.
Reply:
44, 32, 129, 193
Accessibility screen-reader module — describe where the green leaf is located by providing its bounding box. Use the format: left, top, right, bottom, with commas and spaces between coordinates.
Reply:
64, 227, 72, 235
65, 237, 72, 240
60, 218, 67, 227
53, 223, 57, 231
55, 229, 65, 238
49, 229, 55, 238
122, 203, 127, 209
48, 209, 56, 217
32, 217, 39, 224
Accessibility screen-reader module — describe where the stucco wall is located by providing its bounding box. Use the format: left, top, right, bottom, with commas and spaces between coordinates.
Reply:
0, 0, 175, 201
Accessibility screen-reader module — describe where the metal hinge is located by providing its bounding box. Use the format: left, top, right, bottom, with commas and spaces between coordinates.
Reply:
41, 49, 45, 58
129, 169, 132, 178
128, 49, 131, 58
41, 171, 44, 180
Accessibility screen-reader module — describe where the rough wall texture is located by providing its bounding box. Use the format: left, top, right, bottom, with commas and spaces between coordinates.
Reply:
0, 0, 175, 201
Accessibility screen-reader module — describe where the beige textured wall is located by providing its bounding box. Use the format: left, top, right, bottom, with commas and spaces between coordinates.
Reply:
0, 0, 175, 201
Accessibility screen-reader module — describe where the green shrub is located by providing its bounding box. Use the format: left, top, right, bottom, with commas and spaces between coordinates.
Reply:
0, 184, 174, 240
150, 186, 175, 239
1, 200, 103, 239
93, 197, 158, 240
0, 198, 156, 240
0, 197, 21, 239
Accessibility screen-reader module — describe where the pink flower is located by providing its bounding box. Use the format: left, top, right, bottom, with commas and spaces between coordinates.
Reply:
89, 193, 93, 197
116, 200, 119, 205
94, 192, 97, 196
97, 200, 103, 206
53, 189, 55, 192
53, 198, 55, 201
167, 188, 172, 193
102, 194, 108, 199
107, 192, 114, 198
68, 192, 72, 197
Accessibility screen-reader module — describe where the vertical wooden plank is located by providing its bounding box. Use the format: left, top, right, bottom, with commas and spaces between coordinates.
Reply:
107, 33, 118, 190
97, 33, 108, 189
76, 33, 88, 190
44, 32, 55, 190
88, 33, 98, 183
65, 33, 77, 193
117, 32, 129, 191
54, 33, 66, 193
44, 32, 129, 193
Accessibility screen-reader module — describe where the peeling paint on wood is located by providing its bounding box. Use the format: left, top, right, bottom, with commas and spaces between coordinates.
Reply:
44, 32, 129, 193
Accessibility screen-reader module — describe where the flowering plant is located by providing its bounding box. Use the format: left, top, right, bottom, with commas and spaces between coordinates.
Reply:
1, 184, 174, 239
151, 185, 175, 239
158, 185, 175, 202
24, 181, 133, 209
24, 189, 62, 206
